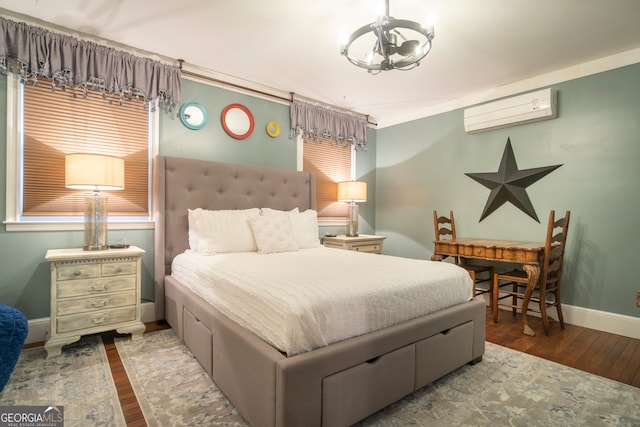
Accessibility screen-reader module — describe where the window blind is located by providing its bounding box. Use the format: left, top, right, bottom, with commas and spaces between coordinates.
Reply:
302, 139, 351, 218
22, 80, 150, 217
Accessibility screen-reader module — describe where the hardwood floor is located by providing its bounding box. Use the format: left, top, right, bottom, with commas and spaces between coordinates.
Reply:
100, 310, 639, 426
102, 321, 170, 427
486, 307, 640, 388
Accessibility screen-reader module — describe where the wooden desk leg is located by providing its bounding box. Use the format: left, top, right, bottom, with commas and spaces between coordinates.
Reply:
522, 264, 540, 336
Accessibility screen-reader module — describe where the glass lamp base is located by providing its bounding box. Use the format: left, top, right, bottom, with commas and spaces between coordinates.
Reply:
346, 202, 359, 237
83, 193, 109, 251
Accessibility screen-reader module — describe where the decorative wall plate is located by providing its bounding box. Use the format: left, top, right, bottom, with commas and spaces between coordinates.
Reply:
266, 121, 280, 138
221, 103, 254, 139
179, 102, 208, 130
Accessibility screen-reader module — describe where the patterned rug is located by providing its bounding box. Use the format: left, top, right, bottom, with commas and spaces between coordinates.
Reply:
117, 329, 640, 427
0, 335, 126, 427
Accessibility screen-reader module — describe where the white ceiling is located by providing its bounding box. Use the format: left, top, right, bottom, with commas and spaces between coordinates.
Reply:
2, 0, 640, 127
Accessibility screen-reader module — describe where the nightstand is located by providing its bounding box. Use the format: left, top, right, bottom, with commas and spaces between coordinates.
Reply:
44, 246, 146, 358
323, 234, 386, 254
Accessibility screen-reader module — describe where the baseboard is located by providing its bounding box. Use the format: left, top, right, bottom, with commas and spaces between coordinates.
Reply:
24, 302, 158, 345
24, 318, 49, 345
25, 301, 640, 345
562, 304, 640, 340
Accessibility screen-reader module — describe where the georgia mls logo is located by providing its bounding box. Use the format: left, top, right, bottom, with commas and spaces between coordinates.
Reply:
0, 405, 64, 427
44, 406, 63, 418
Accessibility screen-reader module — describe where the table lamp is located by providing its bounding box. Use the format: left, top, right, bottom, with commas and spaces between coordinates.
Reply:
337, 181, 367, 237
65, 154, 124, 250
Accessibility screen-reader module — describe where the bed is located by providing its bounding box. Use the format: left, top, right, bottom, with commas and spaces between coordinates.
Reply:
153, 155, 485, 427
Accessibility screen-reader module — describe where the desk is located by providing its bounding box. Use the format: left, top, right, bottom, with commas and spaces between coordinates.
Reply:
433, 238, 545, 336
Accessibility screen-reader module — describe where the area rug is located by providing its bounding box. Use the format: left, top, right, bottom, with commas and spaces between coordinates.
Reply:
115, 329, 245, 426
0, 335, 126, 427
117, 329, 640, 427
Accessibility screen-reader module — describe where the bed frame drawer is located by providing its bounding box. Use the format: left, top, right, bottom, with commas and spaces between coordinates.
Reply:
322, 345, 415, 427
184, 307, 213, 376
415, 321, 474, 389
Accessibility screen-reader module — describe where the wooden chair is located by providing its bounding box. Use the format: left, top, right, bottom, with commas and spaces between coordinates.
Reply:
432, 211, 494, 304
492, 210, 571, 335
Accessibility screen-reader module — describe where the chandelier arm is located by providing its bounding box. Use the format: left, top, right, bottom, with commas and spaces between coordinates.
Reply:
391, 28, 407, 42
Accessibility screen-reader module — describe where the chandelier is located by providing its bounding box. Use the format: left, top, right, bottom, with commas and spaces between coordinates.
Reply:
340, 0, 435, 74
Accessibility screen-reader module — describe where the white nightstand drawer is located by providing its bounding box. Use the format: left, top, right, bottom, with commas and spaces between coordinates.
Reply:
56, 276, 137, 298
57, 292, 137, 316
101, 261, 137, 276
350, 243, 382, 253
57, 306, 137, 333
57, 263, 100, 281
323, 235, 386, 254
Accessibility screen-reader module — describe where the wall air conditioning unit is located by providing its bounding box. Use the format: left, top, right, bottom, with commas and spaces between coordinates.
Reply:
464, 88, 557, 134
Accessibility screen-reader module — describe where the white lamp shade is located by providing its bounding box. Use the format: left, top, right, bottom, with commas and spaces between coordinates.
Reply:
65, 154, 125, 190
337, 181, 367, 202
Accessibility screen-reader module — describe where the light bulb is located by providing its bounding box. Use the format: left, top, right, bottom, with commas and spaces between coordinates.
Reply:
339, 32, 349, 48
426, 12, 437, 36
366, 50, 375, 64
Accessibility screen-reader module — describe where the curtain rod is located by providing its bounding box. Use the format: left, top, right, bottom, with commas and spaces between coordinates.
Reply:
178, 60, 377, 127
179, 62, 291, 104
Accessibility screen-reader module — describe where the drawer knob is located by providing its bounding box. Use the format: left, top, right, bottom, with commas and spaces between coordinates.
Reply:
73, 271, 82, 276
91, 283, 108, 291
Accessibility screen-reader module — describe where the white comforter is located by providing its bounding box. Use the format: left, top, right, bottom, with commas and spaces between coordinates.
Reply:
171, 247, 473, 356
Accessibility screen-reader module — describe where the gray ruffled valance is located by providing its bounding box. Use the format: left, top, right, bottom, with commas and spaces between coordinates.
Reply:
290, 100, 367, 150
0, 16, 181, 111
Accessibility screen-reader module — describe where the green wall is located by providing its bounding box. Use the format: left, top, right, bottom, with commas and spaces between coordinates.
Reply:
375, 63, 640, 318
162, 80, 295, 168
0, 77, 377, 319
3, 63, 636, 321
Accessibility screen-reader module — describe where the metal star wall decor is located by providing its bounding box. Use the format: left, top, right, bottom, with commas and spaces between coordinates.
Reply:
465, 138, 562, 222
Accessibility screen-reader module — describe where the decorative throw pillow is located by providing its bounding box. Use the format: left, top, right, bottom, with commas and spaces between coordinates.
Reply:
249, 214, 299, 254
188, 208, 261, 254
261, 208, 320, 249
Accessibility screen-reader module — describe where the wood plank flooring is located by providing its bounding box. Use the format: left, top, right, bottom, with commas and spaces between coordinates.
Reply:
38, 309, 640, 426
486, 308, 640, 387
102, 321, 170, 427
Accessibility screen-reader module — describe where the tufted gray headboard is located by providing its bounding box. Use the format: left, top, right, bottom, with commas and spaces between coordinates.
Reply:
152, 155, 316, 319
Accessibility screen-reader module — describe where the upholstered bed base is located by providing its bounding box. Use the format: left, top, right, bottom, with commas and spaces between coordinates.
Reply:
153, 155, 486, 426
166, 275, 485, 426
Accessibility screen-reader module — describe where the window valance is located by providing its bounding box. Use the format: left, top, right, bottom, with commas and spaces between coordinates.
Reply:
290, 99, 368, 150
0, 16, 181, 111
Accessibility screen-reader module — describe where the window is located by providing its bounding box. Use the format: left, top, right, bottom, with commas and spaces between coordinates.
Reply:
5, 74, 158, 230
299, 136, 354, 220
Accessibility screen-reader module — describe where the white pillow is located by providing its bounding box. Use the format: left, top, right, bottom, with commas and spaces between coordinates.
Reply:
261, 208, 320, 249
188, 208, 261, 254
248, 214, 299, 254
291, 209, 321, 248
